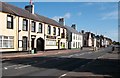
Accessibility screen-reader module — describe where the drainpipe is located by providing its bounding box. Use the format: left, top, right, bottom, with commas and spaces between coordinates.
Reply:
18, 16, 20, 51
28, 14, 31, 53
44, 23, 46, 51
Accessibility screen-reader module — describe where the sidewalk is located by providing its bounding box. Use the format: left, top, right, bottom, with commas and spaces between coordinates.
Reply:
1, 47, 93, 59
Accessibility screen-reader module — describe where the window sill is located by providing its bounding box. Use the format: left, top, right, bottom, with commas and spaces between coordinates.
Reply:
23, 30, 28, 31
37, 32, 42, 33
0, 48, 14, 49
31, 31, 36, 33
7, 28, 13, 29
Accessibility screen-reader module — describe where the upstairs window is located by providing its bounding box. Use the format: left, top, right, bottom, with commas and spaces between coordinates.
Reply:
47, 25, 51, 34
7, 15, 13, 29
0, 36, 2, 48
38, 23, 42, 33
53, 27, 56, 35
58, 28, 60, 36
61, 29, 65, 38
31, 21, 36, 32
23, 19, 28, 31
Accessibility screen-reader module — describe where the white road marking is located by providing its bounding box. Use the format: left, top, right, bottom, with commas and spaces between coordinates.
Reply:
59, 74, 67, 78
4, 67, 8, 70
81, 65, 85, 67
3, 64, 19, 68
15, 65, 31, 69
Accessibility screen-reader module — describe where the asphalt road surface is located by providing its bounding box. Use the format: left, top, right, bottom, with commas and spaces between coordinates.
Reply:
2, 46, 120, 78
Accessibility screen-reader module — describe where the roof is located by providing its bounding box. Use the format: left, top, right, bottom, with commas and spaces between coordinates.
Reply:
65, 25, 80, 34
36, 14, 66, 28
0, 2, 66, 29
0, 2, 41, 22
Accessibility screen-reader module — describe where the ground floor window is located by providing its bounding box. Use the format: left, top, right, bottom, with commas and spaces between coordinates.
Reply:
0, 35, 14, 48
73, 42, 75, 47
46, 39, 56, 46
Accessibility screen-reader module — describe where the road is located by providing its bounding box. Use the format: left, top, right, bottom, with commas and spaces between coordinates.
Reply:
2, 46, 120, 78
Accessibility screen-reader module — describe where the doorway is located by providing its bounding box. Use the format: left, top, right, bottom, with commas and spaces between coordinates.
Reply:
36, 38, 44, 51
22, 36, 27, 51
58, 40, 60, 49
31, 38, 35, 50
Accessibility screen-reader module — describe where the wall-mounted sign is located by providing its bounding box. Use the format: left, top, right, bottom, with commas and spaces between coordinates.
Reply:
46, 39, 56, 46
46, 35, 56, 39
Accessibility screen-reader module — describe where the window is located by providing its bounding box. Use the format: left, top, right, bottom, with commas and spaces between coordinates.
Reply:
0, 36, 14, 48
61, 29, 65, 38
53, 27, 56, 35
23, 19, 28, 31
47, 25, 51, 34
38, 23, 42, 33
7, 15, 13, 29
58, 28, 60, 36
76, 42, 77, 48
31, 21, 36, 32
73, 42, 75, 47
73, 35, 75, 40
0, 36, 2, 48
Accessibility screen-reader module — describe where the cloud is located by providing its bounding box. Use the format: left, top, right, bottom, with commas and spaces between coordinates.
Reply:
52, 16, 63, 21
64, 13, 71, 19
101, 10, 118, 20
77, 12, 82, 16
52, 12, 71, 21
99, 6, 106, 10
85, 2, 93, 5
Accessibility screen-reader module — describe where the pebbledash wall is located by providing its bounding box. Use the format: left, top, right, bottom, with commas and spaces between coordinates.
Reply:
0, 2, 67, 52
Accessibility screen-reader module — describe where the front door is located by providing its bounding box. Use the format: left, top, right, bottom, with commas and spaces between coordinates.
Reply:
31, 38, 35, 50
36, 38, 44, 51
58, 40, 60, 49
23, 36, 27, 51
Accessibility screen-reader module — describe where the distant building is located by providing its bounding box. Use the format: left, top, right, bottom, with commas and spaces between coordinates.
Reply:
83, 32, 93, 47
64, 24, 83, 49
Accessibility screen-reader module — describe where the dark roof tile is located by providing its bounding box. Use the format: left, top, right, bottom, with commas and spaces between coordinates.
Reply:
0, 2, 66, 29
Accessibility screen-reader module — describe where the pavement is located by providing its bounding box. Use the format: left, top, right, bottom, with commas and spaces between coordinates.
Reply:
1, 47, 93, 59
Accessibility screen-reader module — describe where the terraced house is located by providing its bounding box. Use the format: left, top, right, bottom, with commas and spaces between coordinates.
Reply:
0, 2, 67, 52
65, 24, 83, 49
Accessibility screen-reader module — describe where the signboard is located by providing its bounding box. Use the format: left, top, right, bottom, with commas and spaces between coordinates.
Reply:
46, 35, 56, 39
46, 39, 56, 46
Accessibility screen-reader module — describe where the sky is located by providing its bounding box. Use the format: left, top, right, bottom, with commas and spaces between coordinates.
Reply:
7, 2, 118, 42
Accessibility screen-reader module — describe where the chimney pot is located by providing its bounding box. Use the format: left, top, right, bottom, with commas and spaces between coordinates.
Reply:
71, 24, 76, 30
59, 18, 65, 26
25, 4, 34, 14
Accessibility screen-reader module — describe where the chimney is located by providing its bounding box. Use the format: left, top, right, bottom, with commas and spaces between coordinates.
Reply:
25, 0, 34, 14
71, 24, 76, 30
59, 18, 65, 26
81, 30, 84, 34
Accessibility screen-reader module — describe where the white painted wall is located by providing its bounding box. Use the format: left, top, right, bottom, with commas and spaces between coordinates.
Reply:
70, 33, 83, 49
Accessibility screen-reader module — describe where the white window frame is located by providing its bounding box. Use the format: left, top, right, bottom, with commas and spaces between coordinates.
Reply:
38, 23, 42, 33
0, 36, 14, 48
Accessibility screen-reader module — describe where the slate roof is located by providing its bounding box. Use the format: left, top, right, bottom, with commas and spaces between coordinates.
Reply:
65, 25, 80, 34
0, 2, 66, 29
36, 14, 66, 28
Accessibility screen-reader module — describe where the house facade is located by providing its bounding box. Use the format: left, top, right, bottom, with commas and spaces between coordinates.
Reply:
65, 24, 83, 49
0, 2, 67, 52
82, 32, 93, 47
